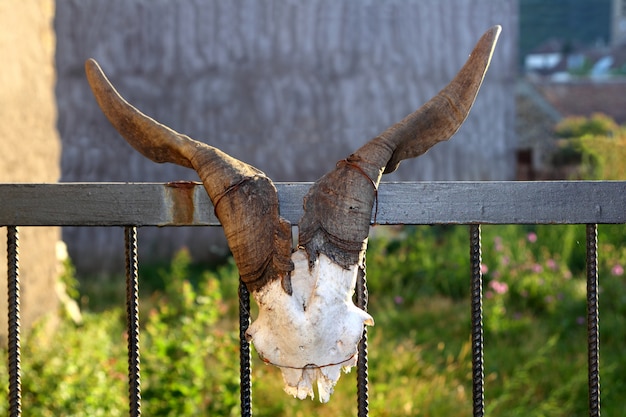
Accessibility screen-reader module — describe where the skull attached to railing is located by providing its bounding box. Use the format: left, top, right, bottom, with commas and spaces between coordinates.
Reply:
85, 26, 500, 402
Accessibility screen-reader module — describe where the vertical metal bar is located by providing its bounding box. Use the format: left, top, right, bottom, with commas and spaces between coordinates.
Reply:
239, 280, 252, 417
356, 264, 369, 417
125, 226, 141, 417
586, 224, 600, 417
469, 224, 485, 417
7, 226, 22, 417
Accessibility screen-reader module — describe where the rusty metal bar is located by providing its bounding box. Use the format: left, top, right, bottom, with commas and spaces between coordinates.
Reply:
470, 224, 484, 417
239, 280, 252, 417
125, 226, 141, 416
356, 265, 370, 417
586, 224, 600, 417
7, 226, 22, 417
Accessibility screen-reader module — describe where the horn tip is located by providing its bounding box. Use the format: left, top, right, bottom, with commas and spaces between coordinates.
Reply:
485, 25, 502, 44
85, 57, 99, 72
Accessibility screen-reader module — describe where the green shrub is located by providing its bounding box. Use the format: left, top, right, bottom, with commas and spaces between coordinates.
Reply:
553, 113, 626, 179
140, 248, 241, 416
366, 225, 470, 304
1, 224, 624, 416
0, 311, 129, 417
0, 248, 242, 416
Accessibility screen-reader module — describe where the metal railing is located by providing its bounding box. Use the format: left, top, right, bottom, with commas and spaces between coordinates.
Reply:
2, 181, 626, 417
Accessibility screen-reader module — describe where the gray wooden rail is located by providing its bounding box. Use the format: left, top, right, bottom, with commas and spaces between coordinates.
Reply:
3, 181, 626, 417
2, 181, 625, 226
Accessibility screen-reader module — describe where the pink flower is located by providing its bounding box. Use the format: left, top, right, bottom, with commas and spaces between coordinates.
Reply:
546, 259, 557, 270
481, 263, 489, 274
489, 280, 508, 295
532, 264, 543, 273
611, 264, 624, 276
394, 296, 404, 305
527, 232, 537, 243
494, 236, 504, 252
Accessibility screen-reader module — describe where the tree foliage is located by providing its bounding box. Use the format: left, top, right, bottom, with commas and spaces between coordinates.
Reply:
553, 113, 626, 179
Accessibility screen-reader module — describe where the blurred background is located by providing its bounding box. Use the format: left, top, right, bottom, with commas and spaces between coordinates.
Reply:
1, 1, 625, 415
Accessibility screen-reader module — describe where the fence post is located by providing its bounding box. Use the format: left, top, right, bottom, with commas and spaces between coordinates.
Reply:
239, 280, 252, 417
125, 226, 141, 416
586, 224, 600, 417
470, 224, 485, 417
7, 226, 22, 417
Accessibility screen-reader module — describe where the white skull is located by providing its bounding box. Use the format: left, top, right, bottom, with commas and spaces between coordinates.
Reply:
246, 250, 374, 402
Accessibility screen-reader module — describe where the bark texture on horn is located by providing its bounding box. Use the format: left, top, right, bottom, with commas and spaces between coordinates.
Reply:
85, 58, 294, 293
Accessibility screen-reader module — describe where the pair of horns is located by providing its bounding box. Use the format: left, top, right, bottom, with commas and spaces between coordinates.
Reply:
85, 25, 500, 293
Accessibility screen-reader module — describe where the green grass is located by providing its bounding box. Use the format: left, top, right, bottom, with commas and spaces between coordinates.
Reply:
1, 224, 625, 416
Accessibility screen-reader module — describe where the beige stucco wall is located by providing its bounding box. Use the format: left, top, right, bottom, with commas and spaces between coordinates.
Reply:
0, 0, 62, 342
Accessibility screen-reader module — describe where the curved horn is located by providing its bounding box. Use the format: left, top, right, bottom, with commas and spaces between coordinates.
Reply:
298, 26, 501, 268
85, 59, 293, 292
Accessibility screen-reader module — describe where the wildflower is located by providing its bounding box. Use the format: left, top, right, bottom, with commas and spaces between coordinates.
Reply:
532, 264, 543, 273
480, 263, 489, 274
394, 296, 404, 305
527, 232, 537, 243
546, 259, 557, 270
489, 280, 508, 295
611, 264, 624, 276
494, 236, 504, 252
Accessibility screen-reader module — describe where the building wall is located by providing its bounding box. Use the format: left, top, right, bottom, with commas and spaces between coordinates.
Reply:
0, 0, 62, 341
55, 0, 518, 273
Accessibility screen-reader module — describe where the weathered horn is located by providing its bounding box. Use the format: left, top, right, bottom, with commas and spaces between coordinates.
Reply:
298, 25, 501, 269
85, 58, 294, 293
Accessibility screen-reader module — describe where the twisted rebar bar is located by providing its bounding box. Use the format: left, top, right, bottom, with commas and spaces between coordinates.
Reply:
586, 224, 600, 417
469, 224, 484, 417
125, 226, 141, 417
7, 226, 22, 417
239, 280, 252, 417
356, 264, 370, 417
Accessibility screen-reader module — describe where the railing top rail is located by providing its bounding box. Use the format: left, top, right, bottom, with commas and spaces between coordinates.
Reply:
1, 181, 625, 226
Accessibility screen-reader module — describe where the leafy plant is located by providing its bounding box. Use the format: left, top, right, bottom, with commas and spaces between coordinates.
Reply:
553, 113, 626, 179
140, 248, 240, 416
2, 223, 625, 416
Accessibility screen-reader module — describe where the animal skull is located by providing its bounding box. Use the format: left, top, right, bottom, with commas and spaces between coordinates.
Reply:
85, 26, 500, 402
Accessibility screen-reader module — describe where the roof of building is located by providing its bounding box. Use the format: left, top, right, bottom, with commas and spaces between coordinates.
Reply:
533, 79, 626, 124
